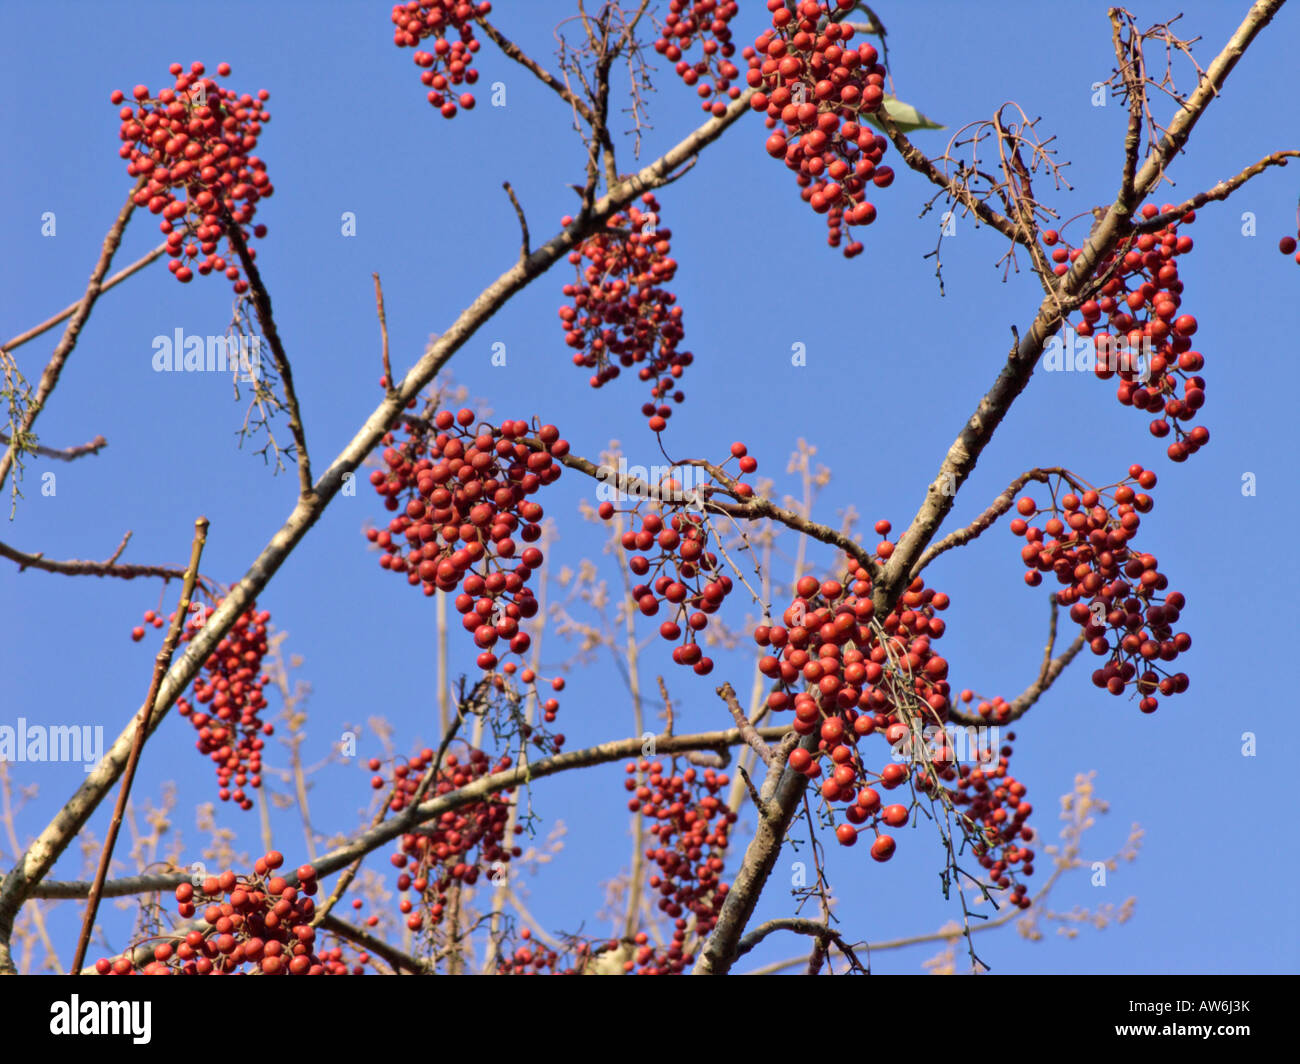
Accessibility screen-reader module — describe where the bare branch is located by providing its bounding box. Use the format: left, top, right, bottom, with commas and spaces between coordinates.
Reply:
372, 273, 393, 394
910, 466, 1080, 579
502, 181, 531, 263
716, 682, 774, 767
1135, 149, 1300, 231
0, 432, 106, 463
0, 243, 166, 355
0, 178, 146, 495
0, 532, 199, 584
475, 15, 596, 124
69, 516, 208, 974
734, 917, 867, 973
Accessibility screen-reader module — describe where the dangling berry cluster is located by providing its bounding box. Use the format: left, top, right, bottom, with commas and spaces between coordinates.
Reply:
654, 1, 742, 116
950, 730, 1036, 908
597, 443, 760, 674
751, 549, 1035, 893
745, 0, 895, 258
168, 600, 273, 810
111, 63, 271, 291
1050, 203, 1208, 462
381, 747, 520, 932
97, 857, 367, 975
1011, 467, 1190, 713
559, 194, 692, 432
390, 1, 490, 117
625, 758, 734, 960
758, 548, 948, 860
366, 410, 568, 721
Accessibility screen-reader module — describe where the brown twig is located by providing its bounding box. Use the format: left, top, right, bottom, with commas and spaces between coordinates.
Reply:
0, 432, 106, 463
0, 178, 146, 496
0, 243, 166, 355
733, 917, 867, 973
716, 682, 775, 767
69, 516, 209, 974
909, 466, 1082, 579
475, 15, 596, 123
372, 273, 393, 394
222, 215, 313, 500
502, 182, 531, 263
318, 913, 432, 974
0, 531, 201, 584
1134, 149, 1300, 231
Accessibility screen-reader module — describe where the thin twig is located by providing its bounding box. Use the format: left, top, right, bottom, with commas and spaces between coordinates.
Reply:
0, 243, 166, 355
0, 432, 106, 462
69, 516, 209, 974
372, 273, 393, 393
0, 532, 200, 584
716, 682, 775, 766
502, 182, 531, 264
0, 178, 147, 496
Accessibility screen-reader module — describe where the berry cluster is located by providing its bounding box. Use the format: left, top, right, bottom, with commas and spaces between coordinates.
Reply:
751, 550, 1036, 895
97, 856, 365, 975
745, 0, 895, 258
366, 410, 567, 721
625, 758, 734, 960
150, 600, 273, 810
559, 194, 692, 432
654, 1, 742, 116
1011, 467, 1190, 713
757, 553, 944, 852
950, 731, 1035, 907
390, 1, 490, 117
381, 747, 521, 931
598, 443, 760, 673
111, 63, 271, 291
1050, 203, 1208, 462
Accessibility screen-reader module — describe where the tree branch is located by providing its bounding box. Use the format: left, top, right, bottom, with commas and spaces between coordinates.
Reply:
1134, 149, 1300, 231
0, 432, 106, 463
474, 15, 596, 124
0, 532, 199, 584
0, 178, 146, 494
0, 244, 166, 355
733, 917, 867, 973
692, 732, 818, 975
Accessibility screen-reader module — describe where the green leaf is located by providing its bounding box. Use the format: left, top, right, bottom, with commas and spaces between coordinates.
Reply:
863, 96, 945, 134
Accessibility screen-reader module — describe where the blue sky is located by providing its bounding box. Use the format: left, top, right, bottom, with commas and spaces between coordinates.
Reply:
1, 0, 1297, 974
